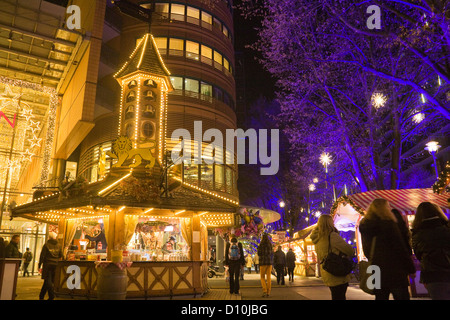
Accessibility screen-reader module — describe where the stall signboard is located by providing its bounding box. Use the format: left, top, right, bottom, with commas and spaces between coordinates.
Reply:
275, 231, 286, 243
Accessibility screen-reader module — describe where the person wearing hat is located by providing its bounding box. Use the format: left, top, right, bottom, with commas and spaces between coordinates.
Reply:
224, 236, 245, 295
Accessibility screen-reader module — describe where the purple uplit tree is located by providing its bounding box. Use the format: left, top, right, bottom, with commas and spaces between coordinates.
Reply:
238, 0, 449, 203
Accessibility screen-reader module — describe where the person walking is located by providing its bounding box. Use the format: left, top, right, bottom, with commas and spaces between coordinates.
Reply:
311, 215, 354, 300
224, 237, 245, 295
246, 254, 253, 274
22, 248, 33, 277
5, 234, 22, 259
0, 237, 5, 258
286, 248, 296, 282
253, 252, 259, 273
359, 199, 416, 300
273, 246, 286, 285
412, 202, 450, 300
38, 232, 63, 300
257, 233, 273, 297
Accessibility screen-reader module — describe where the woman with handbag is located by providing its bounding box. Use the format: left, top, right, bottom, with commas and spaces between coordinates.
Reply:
311, 214, 354, 300
359, 199, 416, 300
412, 202, 450, 300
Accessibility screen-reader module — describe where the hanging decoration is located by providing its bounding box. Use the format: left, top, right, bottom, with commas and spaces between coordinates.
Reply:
433, 161, 450, 194
214, 208, 265, 239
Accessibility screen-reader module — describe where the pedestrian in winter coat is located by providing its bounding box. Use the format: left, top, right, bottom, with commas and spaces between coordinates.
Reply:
0, 237, 5, 258
359, 199, 416, 300
273, 246, 286, 285
253, 253, 259, 272
412, 202, 450, 300
311, 215, 354, 300
286, 248, 296, 282
246, 254, 253, 274
5, 234, 22, 259
38, 232, 63, 300
392, 209, 413, 255
257, 233, 273, 297
224, 237, 245, 295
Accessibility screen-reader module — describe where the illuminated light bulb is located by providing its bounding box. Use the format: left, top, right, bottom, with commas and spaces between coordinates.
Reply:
371, 92, 387, 109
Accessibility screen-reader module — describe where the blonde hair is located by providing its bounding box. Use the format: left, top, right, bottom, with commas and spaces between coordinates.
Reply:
317, 214, 337, 239
365, 198, 397, 222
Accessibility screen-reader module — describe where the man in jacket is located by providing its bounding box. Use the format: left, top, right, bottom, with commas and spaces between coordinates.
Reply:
5, 234, 22, 259
224, 237, 245, 295
286, 248, 296, 282
38, 232, 63, 300
273, 246, 286, 285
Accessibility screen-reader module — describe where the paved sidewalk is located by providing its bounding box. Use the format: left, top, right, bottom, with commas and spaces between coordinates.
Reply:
14, 273, 429, 300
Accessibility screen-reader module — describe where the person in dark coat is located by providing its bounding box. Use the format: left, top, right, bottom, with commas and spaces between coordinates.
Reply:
257, 233, 273, 297
38, 232, 64, 300
412, 202, 450, 300
224, 237, 245, 295
273, 246, 286, 285
392, 209, 413, 255
286, 248, 296, 282
5, 234, 22, 259
359, 199, 416, 300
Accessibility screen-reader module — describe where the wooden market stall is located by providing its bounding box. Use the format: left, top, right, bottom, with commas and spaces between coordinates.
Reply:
11, 32, 240, 299
330, 187, 450, 297
280, 224, 318, 277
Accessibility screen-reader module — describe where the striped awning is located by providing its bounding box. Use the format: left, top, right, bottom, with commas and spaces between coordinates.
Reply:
343, 188, 450, 216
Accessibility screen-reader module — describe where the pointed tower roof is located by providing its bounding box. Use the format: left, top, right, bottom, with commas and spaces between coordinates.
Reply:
114, 33, 171, 81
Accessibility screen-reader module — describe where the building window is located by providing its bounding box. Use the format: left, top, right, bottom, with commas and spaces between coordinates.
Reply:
142, 122, 154, 138
155, 3, 169, 19
223, 58, 230, 72
169, 38, 184, 56
201, 82, 212, 98
186, 41, 199, 61
186, 7, 200, 25
213, 17, 222, 31
185, 78, 199, 93
201, 45, 212, 65
214, 51, 223, 70
154, 37, 167, 55
171, 3, 185, 21
170, 76, 183, 90
201, 11, 212, 29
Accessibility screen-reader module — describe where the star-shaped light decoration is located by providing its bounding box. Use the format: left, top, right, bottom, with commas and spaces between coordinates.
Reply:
29, 136, 42, 149
21, 149, 34, 162
371, 92, 387, 109
0, 84, 22, 111
21, 107, 34, 122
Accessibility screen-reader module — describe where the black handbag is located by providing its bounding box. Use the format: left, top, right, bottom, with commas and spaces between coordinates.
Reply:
321, 233, 354, 277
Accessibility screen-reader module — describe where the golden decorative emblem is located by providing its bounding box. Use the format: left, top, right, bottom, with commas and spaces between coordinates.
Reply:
107, 136, 156, 168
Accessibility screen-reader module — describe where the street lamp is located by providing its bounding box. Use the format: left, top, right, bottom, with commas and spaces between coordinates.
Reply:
278, 200, 285, 208
425, 141, 441, 179
320, 153, 332, 173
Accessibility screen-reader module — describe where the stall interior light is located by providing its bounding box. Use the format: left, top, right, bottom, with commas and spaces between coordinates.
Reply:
164, 225, 174, 232
118, 206, 126, 212
144, 208, 154, 214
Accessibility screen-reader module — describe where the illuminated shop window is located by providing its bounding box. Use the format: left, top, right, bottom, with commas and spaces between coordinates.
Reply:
186, 40, 199, 60
201, 164, 213, 189
214, 164, 225, 192
171, 3, 185, 21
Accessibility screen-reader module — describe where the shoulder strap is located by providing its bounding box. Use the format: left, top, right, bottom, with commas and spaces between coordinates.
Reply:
368, 236, 377, 262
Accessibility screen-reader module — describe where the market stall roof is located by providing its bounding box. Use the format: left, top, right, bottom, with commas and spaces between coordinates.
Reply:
331, 188, 450, 232
239, 205, 281, 224
11, 168, 239, 225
